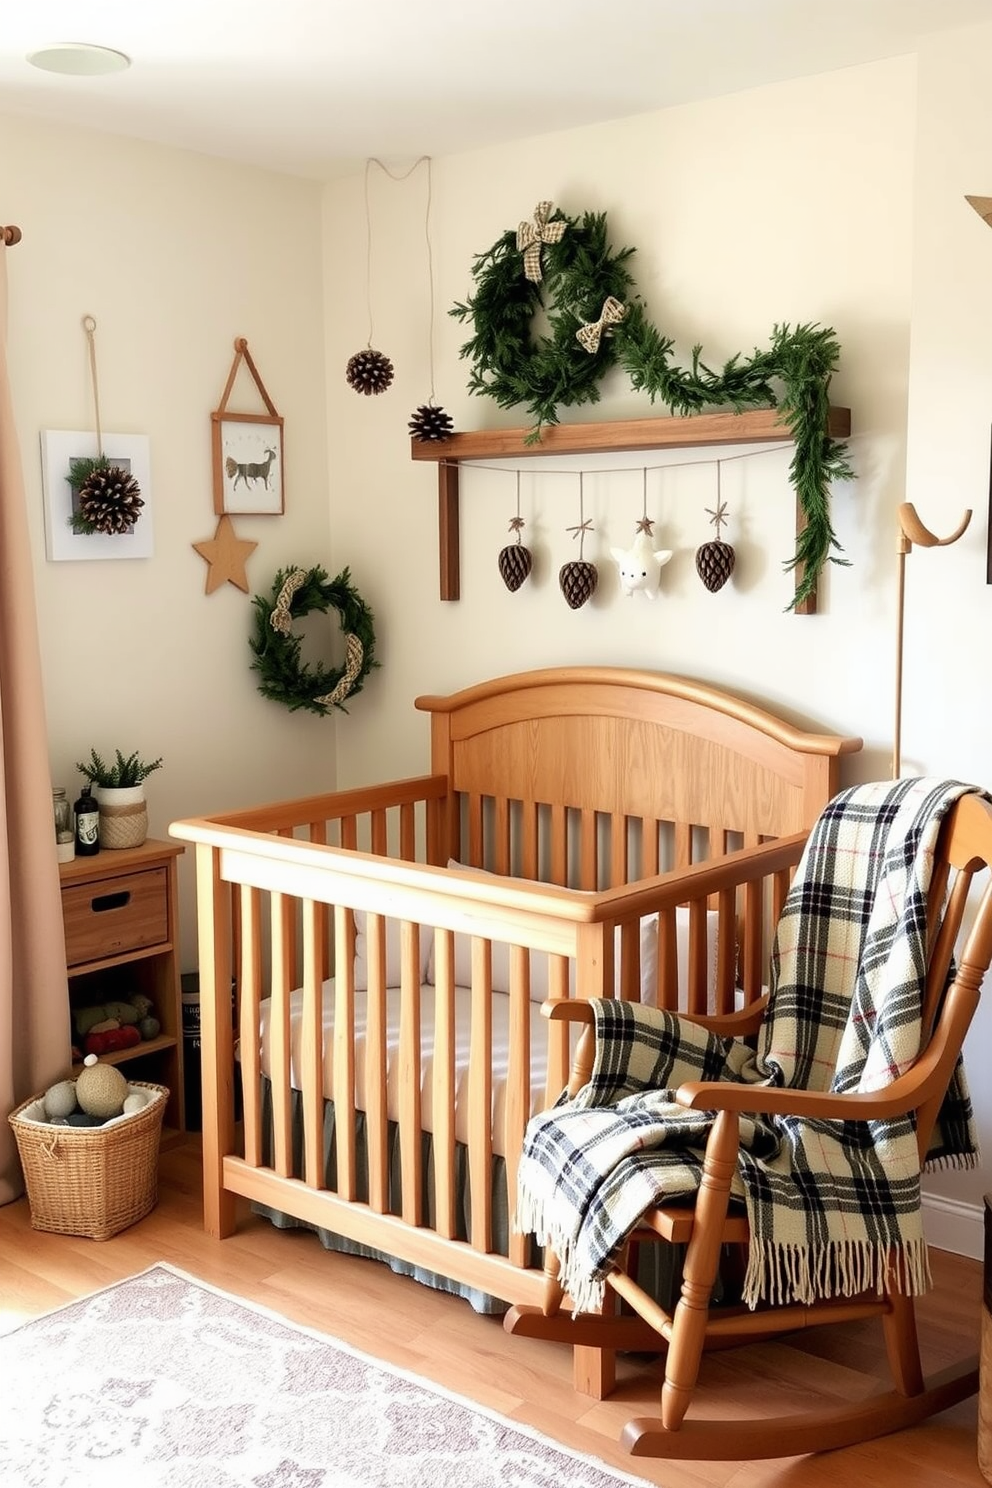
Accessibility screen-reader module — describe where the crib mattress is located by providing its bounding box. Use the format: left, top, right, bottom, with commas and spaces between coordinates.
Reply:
257, 981, 554, 1156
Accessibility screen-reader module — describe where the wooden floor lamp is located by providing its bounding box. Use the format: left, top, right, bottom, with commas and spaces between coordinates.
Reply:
892, 501, 971, 778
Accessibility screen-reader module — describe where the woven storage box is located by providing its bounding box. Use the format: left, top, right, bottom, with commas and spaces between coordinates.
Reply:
8, 1081, 167, 1241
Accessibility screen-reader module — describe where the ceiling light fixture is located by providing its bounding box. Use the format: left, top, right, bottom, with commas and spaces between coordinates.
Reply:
27, 43, 131, 77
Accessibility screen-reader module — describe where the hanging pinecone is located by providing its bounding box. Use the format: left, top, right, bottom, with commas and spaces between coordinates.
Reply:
346, 347, 394, 396
69, 461, 144, 536
408, 402, 454, 441
695, 499, 736, 593
498, 516, 533, 592
559, 560, 598, 609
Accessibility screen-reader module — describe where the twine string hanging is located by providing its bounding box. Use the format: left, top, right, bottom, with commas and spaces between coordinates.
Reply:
566, 472, 594, 559
82, 314, 104, 458
70, 313, 144, 536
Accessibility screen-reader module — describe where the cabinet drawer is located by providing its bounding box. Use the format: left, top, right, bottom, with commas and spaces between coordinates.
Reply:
62, 867, 168, 967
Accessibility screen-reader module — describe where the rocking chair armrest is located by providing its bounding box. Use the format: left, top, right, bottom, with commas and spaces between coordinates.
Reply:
675, 1039, 950, 1121
541, 996, 768, 1038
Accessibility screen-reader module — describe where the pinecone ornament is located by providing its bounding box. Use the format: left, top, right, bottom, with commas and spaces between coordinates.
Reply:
72, 463, 144, 535
408, 402, 454, 441
498, 516, 532, 592
695, 500, 736, 593
346, 347, 394, 396
559, 559, 598, 609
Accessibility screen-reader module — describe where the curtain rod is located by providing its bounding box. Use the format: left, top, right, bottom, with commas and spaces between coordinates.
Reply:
2, 225, 22, 246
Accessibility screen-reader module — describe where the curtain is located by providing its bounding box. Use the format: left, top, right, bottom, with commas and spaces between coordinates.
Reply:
0, 235, 71, 1204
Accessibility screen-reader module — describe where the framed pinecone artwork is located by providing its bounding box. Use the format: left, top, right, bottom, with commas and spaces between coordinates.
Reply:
41, 429, 154, 563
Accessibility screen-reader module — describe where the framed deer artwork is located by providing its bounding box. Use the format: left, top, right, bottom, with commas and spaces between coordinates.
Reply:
211, 338, 285, 516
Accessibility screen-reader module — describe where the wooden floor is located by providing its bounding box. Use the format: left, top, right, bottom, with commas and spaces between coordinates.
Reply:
0, 1137, 986, 1488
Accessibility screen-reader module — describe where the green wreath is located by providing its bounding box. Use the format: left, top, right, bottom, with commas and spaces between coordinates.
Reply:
451, 202, 854, 608
249, 565, 378, 717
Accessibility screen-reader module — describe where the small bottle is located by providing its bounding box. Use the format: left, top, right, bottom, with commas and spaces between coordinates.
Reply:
52, 787, 75, 863
73, 784, 100, 856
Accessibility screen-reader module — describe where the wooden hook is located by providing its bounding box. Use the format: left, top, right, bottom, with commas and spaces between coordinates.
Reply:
1, 225, 22, 246
897, 502, 971, 552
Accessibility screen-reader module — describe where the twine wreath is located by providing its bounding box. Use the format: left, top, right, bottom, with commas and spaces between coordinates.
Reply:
249, 566, 377, 716
451, 202, 855, 607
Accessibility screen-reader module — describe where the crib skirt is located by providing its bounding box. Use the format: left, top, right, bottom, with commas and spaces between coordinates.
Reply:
253, 1075, 682, 1315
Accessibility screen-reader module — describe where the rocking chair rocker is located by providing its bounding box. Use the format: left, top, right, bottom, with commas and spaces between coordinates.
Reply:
505, 781, 992, 1460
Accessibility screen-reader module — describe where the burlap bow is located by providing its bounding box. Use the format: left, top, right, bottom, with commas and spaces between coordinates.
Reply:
576, 296, 626, 354
516, 202, 567, 283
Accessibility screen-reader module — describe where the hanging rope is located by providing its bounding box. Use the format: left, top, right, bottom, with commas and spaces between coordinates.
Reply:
82, 314, 104, 458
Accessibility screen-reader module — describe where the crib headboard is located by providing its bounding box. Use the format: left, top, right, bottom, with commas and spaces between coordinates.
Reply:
416, 667, 862, 887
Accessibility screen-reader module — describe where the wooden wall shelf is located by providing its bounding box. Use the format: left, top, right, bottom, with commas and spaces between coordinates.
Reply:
411, 406, 852, 612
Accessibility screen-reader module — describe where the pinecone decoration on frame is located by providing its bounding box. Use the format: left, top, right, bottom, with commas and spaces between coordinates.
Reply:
695, 500, 736, 593
346, 347, 394, 396
408, 402, 454, 441
498, 516, 533, 591
71, 463, 144, 536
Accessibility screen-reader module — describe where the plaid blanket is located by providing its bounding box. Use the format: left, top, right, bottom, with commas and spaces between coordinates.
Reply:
515, 778, 981, 1314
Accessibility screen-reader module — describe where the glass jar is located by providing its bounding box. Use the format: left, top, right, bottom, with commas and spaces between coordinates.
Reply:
52, 786, 75, 863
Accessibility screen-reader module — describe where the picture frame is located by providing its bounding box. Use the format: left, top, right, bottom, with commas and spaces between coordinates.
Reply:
212, 411, 285, 516
40, 430, 153, 563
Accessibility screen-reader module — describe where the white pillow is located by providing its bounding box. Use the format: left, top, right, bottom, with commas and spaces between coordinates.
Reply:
352, 909, 433, 991
425, 861, 718, 1005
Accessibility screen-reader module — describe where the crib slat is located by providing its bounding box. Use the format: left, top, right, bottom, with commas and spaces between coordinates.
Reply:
364, 910, 390, 1213
331, 909, 357, 1200
468, 939, 494, 1251
431, 929, 457, 1238
740, 876, 763, 999
398, 922, 423, 1225
269, 892, 294, 1178
466, 792, 484, 867
399, 800, 416, 862
238, 885, 263, 1169
674, 821, 691, 871
505, 944, 531, 1269
301, 899, 327, 1189
715, 886, 737, 1015
545, 955, 571, 1100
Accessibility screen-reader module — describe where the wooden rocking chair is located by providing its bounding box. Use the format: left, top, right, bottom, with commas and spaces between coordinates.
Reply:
505, 788, 992, 1460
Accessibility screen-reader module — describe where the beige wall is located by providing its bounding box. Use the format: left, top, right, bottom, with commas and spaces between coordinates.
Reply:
2, 113, 336, 951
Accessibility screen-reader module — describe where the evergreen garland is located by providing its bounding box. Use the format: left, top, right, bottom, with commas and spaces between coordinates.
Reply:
249, 565, 378, 717
451, 207, 854, 607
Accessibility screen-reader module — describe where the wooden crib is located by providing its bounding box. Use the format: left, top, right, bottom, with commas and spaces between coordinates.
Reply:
170, 665, 861, 1394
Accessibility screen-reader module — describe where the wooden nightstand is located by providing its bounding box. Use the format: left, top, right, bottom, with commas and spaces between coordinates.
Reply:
59, 838, 185, 1138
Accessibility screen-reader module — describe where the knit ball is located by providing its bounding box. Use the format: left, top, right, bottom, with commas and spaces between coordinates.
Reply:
123, 1090, 151, 1115
75, 1055, 128, 1119
43, 1080, 78, 1120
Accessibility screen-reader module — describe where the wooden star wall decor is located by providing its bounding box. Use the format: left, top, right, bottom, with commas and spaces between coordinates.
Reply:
192, 514, 258, 594
966, 194, 992, 229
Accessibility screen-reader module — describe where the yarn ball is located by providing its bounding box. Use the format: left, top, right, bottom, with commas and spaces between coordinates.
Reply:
138, 1015, 161, 1041
43, 1080, 78, 1120
123, 1090, 151, 1115
75, 1055, 129, 1119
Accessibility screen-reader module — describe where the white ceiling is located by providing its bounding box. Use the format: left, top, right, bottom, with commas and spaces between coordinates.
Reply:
0, 0, 990, 181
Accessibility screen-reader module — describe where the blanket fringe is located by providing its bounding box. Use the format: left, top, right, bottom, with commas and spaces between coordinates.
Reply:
743, 1235, 932, 1309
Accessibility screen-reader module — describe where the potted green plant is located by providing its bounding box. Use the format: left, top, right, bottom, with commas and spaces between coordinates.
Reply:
75, 749, 163, 850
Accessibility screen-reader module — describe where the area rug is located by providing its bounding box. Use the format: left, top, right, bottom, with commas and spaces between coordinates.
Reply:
0, 1264, 658, 1487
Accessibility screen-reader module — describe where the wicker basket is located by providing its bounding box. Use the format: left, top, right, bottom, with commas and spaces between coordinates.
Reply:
8, 1081, 167, 1241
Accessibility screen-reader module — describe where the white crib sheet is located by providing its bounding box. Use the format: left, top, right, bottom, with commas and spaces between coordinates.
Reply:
257, 982, 556, 1156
